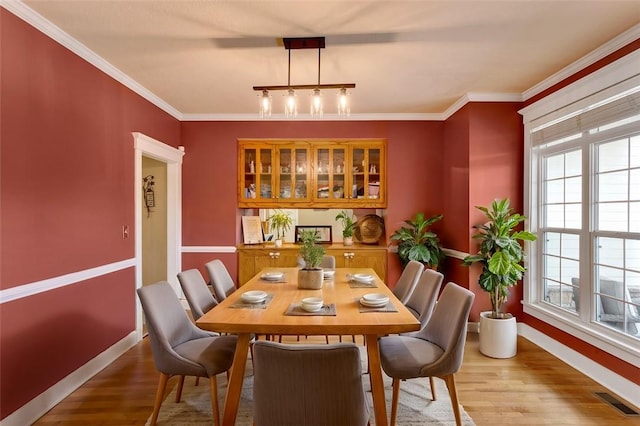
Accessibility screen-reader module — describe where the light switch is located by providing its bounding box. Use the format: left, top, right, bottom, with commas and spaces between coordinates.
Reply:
122, 225, 129, 239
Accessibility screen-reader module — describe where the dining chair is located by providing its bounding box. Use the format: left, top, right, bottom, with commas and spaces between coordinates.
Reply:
137, 281, 237, 426
252, 340, 370, 426
177, 268, 218, 321
379, 282, 475, 426
205, 259, 237, 301
297, 254, 336, 269
391, 259, 425, 304
404, 268, 444, 325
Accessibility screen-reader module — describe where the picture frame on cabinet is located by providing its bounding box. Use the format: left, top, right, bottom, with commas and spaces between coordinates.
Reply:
295, 226, 332, 244
242, 216, 264, 244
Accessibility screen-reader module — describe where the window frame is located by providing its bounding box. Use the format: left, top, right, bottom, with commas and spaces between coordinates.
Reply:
521, 49, 640, 366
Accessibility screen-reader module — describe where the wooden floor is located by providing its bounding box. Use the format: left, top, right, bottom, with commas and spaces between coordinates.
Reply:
33, 333, 639, 426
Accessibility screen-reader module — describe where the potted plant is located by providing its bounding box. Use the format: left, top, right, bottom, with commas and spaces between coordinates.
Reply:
267, 210, 293, 247
390, 213, 444, 270
335, 210, 356, 246
463, 198, 537, 358
297, 228, 325, 289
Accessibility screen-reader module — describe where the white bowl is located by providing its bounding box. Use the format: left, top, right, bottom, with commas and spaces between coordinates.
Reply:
323, 270, 336, 279
241, 290, 267, 303
353, 273, 374, 283
361, 293, 389, 305
261, 271, 284, 281
301, 297, 324, 312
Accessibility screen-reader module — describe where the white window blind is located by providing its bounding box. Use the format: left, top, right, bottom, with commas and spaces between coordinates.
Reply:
532, 90, 640, 147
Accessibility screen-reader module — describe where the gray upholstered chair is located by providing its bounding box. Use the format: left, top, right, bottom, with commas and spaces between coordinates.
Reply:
599, 279, 640, 335
392, 259, 425, 304
137, 281, 237, 426
404, 268, 444, 325
205, 259, 237, 301
177, 268, 218, 321
297, 254, 336, 269
379, 282, 475, 426
252, 340, 370, 426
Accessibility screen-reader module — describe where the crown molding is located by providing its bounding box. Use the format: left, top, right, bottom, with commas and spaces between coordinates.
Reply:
522, 22, 640, 101
2, 0, 182, 120
5, 0, 634, 123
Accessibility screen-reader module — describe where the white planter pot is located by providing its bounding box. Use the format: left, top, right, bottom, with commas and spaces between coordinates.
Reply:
343, 236, 353, 246
297, 268, 323, 290
274, 239, 283, 248
479, 311, 517, 358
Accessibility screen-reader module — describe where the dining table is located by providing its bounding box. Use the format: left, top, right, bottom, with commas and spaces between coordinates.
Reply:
196, 267, 420, 426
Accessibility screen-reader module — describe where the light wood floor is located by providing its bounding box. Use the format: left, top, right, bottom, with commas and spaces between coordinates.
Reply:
33, 333, 639, 425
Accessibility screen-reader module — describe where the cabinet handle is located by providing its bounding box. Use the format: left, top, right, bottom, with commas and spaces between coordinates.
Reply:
343, 253, 349, 258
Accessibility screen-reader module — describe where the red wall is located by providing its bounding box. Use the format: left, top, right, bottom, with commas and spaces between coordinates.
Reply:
0, 10, 180, 419
179, 120, 445, 285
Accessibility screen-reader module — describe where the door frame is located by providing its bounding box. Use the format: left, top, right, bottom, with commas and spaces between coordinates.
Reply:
133, 132, 184, 336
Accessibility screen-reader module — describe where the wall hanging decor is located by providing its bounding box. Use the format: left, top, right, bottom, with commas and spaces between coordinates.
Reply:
143, 175, 155, 217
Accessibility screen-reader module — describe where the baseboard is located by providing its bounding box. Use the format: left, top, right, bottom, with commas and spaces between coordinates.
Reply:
0, 331, 140, 426
518, 323, 639, 409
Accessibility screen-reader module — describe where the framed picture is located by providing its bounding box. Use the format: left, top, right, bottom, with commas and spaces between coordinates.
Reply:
242, 216, 264, 244
295, 225, 332, 244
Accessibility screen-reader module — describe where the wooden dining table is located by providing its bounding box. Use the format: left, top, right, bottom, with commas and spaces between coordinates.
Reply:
196, 267, 420, 426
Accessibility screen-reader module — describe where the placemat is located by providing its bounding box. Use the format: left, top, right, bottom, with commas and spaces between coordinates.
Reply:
285, 303, 337, 316
356, 298, 398, 313
230, 294, 274, 309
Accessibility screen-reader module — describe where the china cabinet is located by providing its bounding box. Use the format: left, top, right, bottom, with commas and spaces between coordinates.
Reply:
237, 243, 387, 285
238, 139, 386, 208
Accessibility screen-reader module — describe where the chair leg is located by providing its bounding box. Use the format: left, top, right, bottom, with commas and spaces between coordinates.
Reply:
390, 378, 401, 426
429, 376, 437, 400
209, 375, 220, 426
195, 376, 200, 386
175, 375, 185, 402
325, 335, 330, 344
443, 374, 462, 426
150, 372, 170, 425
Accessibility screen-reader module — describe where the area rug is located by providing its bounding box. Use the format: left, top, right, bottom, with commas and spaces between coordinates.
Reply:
147, 348, 476, 426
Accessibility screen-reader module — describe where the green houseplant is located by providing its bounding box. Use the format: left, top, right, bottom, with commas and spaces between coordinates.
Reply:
267, 210, 293, 247
462, 198, 537, 319
462, 198, 536, 358
390, 213, 444, 270
335, 210, 356, 246
297, 228, 325, 289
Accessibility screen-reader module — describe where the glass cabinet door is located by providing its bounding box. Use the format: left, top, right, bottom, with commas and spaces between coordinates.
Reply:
240, 146, 275, 204
313, 145, 347, 203
350, 144, 383, 203
276, 145, 310, 203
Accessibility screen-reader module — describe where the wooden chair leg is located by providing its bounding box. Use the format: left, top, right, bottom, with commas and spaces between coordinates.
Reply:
195, 376, 200, 386
175, 375, 185, 402
443, 374, 462, 426
150, 373, 170, 425
325, 335, 330, 344
429, 376, 437, 400
390, 378, 401, 426
210, 375, 220, 426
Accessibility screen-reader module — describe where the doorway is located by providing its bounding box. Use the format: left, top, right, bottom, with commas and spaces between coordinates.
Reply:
133, 132, 184, 338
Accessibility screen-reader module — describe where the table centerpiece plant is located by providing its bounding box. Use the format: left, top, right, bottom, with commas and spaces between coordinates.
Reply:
462, 198, 537, 358
297, 228, 325, 289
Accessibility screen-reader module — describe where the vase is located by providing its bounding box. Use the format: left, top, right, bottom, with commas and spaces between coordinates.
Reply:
343, 236, 353, 246
479, 311, 517, 358
297, 268, 323, 290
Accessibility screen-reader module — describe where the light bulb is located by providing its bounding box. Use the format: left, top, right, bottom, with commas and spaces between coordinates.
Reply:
285, 89, 297, 117
337, 88, 350, 117
311, 88, 323, 117
259, 90, 271, 117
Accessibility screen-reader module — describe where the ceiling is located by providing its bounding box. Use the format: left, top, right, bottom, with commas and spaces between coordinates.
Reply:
17, 1, 640, 119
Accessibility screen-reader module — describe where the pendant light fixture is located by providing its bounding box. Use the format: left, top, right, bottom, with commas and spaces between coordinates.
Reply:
253, 37, 355, 117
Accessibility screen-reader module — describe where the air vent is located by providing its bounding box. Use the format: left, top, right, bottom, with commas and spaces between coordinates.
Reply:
594, 392, 639, 416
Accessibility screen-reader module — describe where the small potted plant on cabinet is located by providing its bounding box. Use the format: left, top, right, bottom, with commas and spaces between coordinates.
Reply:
267, 210, 293, 247
335, 210, 356, 246
297, 228, 325, 289
463, 198, 537, 358
390, 212, 444, 270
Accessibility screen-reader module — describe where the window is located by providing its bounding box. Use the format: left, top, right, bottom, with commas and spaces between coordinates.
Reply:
522, 52, 640, 362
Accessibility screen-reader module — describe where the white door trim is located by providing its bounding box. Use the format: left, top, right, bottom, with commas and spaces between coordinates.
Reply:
133, 132, 184, 337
